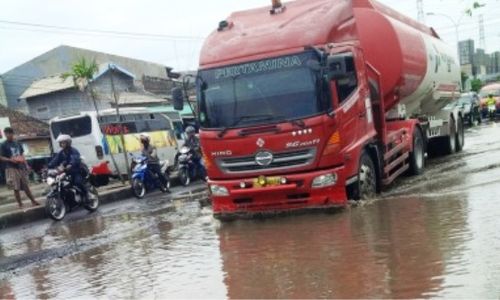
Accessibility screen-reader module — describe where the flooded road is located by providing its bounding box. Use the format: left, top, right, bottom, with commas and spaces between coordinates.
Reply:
1, 124, 500, 299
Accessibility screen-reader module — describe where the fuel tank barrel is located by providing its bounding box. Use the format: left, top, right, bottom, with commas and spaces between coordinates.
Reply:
354, 1, 461, 115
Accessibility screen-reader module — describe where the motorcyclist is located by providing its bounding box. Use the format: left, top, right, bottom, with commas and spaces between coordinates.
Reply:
486, 94, 497, 118
486, 94, 496, 107
183, 126, 206, 180
48, 134, 88, 200
140, 133, 170, 192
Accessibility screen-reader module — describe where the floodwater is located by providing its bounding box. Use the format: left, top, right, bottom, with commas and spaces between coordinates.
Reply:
1, 124, 500, 299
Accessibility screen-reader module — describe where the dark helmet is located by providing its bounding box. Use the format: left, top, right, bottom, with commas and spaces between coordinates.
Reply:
185, 126, 196, 135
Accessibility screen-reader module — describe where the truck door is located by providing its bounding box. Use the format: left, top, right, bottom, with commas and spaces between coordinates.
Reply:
331, 53, 363, 150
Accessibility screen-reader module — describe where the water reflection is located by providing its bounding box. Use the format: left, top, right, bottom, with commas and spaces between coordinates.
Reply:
218, 195, 470, 299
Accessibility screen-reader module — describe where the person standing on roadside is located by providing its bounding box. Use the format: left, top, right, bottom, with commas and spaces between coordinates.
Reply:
0, 127, 40, 209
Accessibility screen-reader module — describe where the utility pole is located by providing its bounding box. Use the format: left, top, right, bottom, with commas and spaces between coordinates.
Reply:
109, 64, 132, 185
417, 0, 425, 24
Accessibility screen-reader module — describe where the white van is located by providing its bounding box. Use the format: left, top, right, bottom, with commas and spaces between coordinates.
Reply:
49, 108, 178, 175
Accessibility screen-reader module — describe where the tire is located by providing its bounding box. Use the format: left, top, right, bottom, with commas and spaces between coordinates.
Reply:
456, 115, 465, 152
179, 169, 191, 187
132, 178, 146, 199
409, 127, 425, 175
159, 177, 169, 193
46, 196, 66, 221
84, 186, 99, 212
443, 117, 457, 155
350, 151, 377, 201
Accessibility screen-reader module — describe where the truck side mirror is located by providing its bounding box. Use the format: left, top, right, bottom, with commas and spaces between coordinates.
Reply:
327, 55, 348, 80
171, 87, 185, 111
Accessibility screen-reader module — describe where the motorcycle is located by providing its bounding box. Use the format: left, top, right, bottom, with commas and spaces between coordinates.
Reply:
45, 167, 99, 221
177, 146, 206, 187
130, 154, 171, 199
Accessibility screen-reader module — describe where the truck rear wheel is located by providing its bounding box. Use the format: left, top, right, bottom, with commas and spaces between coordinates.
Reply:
409, 127, 425, 175
456, 115, 464, 152
443, 117, 457, 155
349, 151, 377, 201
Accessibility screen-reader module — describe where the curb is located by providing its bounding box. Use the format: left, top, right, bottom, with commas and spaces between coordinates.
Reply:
0, 187, 132, 230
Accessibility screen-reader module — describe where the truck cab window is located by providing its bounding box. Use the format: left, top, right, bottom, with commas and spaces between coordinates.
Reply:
336, 56, 358, 103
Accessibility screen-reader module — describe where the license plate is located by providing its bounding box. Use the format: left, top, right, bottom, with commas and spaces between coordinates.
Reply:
253, 176, 282, 188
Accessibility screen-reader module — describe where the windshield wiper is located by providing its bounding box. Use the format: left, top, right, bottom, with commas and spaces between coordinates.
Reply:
217, 114, 275, 138
287, 118, 306, 129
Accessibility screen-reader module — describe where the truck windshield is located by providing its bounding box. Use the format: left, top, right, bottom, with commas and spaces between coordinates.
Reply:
197, 52, 326, 129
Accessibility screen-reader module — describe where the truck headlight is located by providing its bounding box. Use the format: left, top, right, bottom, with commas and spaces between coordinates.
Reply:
210, 185, 229, 196
312, 173, 337, 188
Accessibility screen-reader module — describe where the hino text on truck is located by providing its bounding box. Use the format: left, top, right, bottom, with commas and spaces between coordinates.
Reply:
173, 0, 462, 219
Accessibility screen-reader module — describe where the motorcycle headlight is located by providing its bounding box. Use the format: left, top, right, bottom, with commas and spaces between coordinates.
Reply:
210, 185, 229, 196
312, 173, 338, 189
47, 177, 55, 186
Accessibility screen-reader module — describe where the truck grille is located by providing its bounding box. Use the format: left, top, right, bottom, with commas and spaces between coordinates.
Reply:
218, 148, 316, 174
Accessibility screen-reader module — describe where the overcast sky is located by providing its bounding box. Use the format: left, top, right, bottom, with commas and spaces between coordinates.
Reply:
0, 0, 499, 73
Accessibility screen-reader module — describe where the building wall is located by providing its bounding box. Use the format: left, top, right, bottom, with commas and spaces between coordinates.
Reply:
459, 40, 475, 66
0, 78, 7, 106
27, 71, 133, 121
2, 45, 169, 110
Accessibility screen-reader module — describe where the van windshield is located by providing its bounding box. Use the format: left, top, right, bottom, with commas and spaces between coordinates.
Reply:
197, 51, 327, 129
51, 116, 92, 138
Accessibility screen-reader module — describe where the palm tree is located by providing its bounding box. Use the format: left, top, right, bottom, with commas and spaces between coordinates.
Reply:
61, 58, 126, 184
61, 57, 100, 112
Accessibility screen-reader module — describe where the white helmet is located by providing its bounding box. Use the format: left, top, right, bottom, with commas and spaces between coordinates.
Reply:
56, 134, 72, 144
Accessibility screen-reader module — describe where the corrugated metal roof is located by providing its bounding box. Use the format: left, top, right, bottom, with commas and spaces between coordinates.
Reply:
19, 75, 74, 100
117, 92, 167, 105
19, 62, 136, 100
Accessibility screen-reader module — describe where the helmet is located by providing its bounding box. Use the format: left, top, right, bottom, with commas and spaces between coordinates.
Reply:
56, 134, 72, 145
185, 126, 196, 135
139, 133, 151, 142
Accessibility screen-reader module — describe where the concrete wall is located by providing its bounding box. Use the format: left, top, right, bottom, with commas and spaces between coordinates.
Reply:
2, 45, 169, 110
27, 72, 133, 121
0, 78, 6, 106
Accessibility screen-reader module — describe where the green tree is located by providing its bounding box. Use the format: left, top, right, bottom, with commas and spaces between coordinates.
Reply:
470, 78, 483, 92
61, 57, 99, 112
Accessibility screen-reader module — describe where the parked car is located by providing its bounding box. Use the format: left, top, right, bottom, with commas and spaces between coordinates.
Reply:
457, 92, 481, 125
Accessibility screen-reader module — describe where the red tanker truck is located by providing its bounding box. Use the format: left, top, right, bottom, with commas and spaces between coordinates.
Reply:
173, 0, 463, 219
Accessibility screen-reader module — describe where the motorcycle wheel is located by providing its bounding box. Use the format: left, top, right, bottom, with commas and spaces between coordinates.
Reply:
160, 173, 171, 193
84, 186, 99, 212
46, 196, 67, 221
132, 178, 146, 199
179, 169, 191, 187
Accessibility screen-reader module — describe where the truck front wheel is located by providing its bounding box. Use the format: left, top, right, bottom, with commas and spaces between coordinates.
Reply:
349, 151, 377, 201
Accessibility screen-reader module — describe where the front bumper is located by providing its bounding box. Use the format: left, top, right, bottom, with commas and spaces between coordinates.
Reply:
209, 166, 348, 218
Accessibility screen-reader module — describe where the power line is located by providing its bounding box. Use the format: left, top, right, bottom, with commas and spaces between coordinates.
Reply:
0, 19, 205, 41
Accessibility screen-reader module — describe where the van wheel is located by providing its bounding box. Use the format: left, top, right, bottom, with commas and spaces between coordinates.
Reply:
349, 151, 377, 201
409, 127, 425, 175
456, 115, 464, 152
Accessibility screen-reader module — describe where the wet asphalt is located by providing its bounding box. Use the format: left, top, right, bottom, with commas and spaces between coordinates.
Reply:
0, 122, 499, 299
